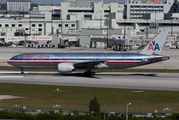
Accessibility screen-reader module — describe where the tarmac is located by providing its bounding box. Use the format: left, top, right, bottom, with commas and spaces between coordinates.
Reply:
0, 71, 179, 91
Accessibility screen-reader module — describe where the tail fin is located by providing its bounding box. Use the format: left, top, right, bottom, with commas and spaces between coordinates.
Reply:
140, 29, 169, 55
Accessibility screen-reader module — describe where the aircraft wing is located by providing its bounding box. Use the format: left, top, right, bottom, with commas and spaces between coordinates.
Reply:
74, 59, 109, 68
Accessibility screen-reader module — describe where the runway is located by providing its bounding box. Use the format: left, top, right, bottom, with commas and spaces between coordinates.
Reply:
0, 71, 178, 91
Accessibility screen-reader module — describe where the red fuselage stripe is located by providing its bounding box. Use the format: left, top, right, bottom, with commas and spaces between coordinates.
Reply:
7, 61, 140, 63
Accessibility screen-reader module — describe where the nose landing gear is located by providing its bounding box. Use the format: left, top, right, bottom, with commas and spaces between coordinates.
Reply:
18, 67, 24, 74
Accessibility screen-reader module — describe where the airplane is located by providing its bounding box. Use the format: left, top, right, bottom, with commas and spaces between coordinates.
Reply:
7, 29, 169, 76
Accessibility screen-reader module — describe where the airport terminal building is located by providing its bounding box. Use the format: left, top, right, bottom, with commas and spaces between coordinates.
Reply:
0, 0, 179, 47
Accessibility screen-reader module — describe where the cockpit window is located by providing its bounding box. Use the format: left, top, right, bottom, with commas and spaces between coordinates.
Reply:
11, 57, 15, 60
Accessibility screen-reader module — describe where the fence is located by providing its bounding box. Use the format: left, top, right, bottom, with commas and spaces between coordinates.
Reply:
0, 103, 178, 114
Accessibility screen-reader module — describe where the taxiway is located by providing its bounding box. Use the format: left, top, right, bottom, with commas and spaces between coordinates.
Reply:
0, 71, 178, 91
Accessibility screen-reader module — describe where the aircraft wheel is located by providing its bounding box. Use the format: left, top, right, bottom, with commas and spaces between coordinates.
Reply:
91, 71, 95, 76
84, 71, 95, 77
90, 73, 94, 77
84, 71, 88, 75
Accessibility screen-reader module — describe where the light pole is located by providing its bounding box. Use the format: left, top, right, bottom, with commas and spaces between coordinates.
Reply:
51, 19, 53, 34
123, 0, 126, 39
29, 10, 31, 36
106, 18, 109, 50
155, 12, 156, 23
146, 17, 148, 46
104, 105, 106, 120
124, 19, 126, 39
61, 10, 63, 34
100, 10, 102, 29
171, 17, 173, 38
126, 102, 131, 120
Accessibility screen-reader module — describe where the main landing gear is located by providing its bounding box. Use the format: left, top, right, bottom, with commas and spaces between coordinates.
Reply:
84, 71, 95, 77
84, 67, 95, 76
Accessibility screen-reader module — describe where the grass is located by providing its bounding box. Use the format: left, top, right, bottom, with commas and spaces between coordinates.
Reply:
0, 83, 179, 112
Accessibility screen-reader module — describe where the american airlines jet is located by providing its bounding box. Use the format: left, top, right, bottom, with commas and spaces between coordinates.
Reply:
8, 29, 169, 76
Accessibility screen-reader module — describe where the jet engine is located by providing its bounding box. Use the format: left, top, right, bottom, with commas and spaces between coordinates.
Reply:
58, 63, 75, 73
96, 63, 109, 69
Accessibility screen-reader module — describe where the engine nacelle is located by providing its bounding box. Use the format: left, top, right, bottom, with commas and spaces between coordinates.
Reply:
58, 63, 75, 73
96, 63, 109, 69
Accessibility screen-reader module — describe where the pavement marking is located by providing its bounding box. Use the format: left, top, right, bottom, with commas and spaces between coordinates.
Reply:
0, 95, 26, 100
0, 72, 29, 74
0, 76, 24, 78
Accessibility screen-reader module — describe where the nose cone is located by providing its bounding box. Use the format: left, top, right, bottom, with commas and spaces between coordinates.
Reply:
7, 58, 13, 65
7, 59, 10, 63
7, 55, 17, 65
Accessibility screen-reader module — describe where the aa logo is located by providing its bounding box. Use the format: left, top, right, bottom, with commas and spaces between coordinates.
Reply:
148, 41, 160, 51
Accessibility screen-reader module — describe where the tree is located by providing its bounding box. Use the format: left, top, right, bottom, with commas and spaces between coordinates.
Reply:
89, 96, 101, 114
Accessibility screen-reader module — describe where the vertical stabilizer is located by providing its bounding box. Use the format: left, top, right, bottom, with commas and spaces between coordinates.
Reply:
140, 29, 169, 55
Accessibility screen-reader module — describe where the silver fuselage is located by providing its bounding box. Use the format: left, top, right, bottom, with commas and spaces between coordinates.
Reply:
7, 52, 168, 69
